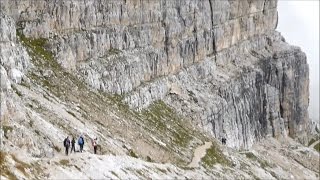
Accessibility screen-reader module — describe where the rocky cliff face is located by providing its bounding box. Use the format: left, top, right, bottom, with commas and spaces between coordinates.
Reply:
0, 0, 315, 179
1, 0, 309, 148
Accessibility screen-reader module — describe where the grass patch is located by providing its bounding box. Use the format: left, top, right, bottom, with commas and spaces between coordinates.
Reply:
101, 98, 199, 165
0, 151, 18, 180
201, 143, 230, 168
16, 30, 53, 64
108, 48, 122, 55
314, 142, 320, 152
59, 159, 70, 166
308, 138, 316, 146
245, 152, 257, 161
244, 152, 272, 169
16, 29, 67, 97
141, 101, 193, 148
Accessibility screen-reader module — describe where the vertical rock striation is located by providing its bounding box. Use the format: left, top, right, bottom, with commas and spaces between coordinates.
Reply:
0, 0, 309, 148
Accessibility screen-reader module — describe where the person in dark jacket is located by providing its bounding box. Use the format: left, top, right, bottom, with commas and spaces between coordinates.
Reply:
78, 135, 84, 153
71, 137, 76, 153
221, 137, 227, 145
63, 136, 71, 155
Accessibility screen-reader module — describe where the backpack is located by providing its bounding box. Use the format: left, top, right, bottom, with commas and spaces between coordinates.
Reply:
78, 137, 84, 145
64, 138, 70, 147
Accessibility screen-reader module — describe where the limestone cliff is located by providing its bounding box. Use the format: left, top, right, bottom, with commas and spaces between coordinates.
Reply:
0, 0, 316, 179
2, 0, 307, 148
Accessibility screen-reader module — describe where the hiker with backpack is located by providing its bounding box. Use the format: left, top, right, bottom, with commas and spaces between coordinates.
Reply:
71, 137, 76, 153
92, 137, 98, 154
221, 137, 227, 145
78, 135, 84, 153
63, 136, 71, 155
221, 130, 227, 145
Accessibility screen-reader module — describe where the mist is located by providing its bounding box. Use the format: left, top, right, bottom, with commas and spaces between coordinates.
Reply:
277, 0, 319, 124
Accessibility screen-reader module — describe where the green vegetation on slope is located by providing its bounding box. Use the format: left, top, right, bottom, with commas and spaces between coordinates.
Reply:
16, 29, 208, 166
16, 29, 67, 95
244, 152, 273, 169
59, 159, 70, 166
245, 152, 257, 160
201, 143, 230, 168
141, 101, 193, 148
308, 138, 316, 146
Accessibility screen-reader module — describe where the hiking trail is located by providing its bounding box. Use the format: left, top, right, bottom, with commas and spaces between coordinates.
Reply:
187, 141, 212, 168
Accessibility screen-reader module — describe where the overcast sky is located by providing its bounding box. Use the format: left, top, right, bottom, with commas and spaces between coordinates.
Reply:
277, 0, 319, 123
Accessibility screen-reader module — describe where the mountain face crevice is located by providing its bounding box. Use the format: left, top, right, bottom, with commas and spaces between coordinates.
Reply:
1, 0, 309, 150
208, 0, 216, 55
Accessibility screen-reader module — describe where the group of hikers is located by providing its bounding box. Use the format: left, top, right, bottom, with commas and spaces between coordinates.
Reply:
63, 134, 226, 156
63, 135, 98, 155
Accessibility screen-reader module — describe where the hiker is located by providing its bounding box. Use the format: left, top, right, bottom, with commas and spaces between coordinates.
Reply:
63, 136, 71, 155
221, 137, 227, 145
92, 137, 98, 154
78, 135, 84, 153
71, 137, 76, 153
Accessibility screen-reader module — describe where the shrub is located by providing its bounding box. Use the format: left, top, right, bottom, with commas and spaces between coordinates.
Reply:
59, 159, 70, 166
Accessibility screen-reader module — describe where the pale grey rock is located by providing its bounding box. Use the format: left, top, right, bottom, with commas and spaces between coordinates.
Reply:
0, 0, 310, 150
122, 32, 309, 149
0, 1, 316, 179
0, 65, 11, 91
0, 13, 31, 84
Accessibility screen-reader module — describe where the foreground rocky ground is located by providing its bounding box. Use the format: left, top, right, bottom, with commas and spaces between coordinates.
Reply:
1, 136, 319, 179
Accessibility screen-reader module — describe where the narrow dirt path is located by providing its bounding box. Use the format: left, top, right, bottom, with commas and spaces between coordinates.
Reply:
309, 140, 320, 148
187, 142, 212, 168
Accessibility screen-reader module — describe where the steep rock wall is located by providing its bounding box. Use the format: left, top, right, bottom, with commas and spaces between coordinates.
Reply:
0, 0, 309, 149
1, 0, 277, 74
